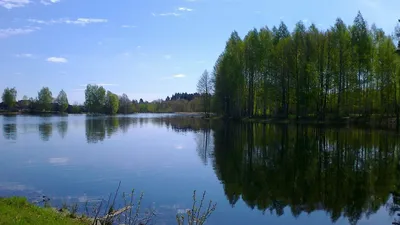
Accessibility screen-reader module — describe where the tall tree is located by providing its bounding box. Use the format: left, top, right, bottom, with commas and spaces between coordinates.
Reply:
37, 87, 53, 111
1, 87, 17, 109
56, 90, 69, 112
118, 93, 132, 114
105, 91, 119, 115
197, 70, 213, 115
84, 84, 106, 113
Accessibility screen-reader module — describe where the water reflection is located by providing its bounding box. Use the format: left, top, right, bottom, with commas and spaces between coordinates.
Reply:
2, 116, 17, 140
195, 127, 213, 165
84, 115, 209, 144
3, 114, 400, 224
38, 123, 53, 141
211, 122, 400, 224
57, 121, 68, 139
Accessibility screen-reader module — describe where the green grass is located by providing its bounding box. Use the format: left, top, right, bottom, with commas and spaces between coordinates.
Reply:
0, 197, 90, 225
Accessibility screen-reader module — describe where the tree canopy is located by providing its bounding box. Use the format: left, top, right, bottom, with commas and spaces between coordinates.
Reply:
37, 87, 53, 111
212, 12, 400, 122
1, 87, 17, 109
105, 91, 119, 114
84, 84, 106, 113
56, 90, 69, 112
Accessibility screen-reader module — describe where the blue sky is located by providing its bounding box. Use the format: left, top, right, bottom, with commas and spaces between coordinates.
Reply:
0, 0, 399, 103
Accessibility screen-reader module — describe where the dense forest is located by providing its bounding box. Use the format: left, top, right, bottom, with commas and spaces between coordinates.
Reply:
212, 12, 400, 123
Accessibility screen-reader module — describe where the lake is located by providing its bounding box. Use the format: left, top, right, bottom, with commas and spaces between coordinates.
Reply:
0, 114, 399, 225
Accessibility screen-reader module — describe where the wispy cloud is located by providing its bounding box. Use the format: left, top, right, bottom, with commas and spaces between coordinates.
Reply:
160, 74, 187, 80
40, 0, 60, 5
0, 27, 39, 38
15, 53, 34, 58
152, 12, 180, 17
173, 74, 186, 78
178, 7, 193, 11
28, 18, 108, 26
121, 25, 137, 28
153, 6, 194, 17
122, 52, 131, 57
47, 57, 67, 63
0, 0, 30, 9
164, 55, 172, 60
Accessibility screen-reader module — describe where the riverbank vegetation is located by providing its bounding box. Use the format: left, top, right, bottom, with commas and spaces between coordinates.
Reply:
0, 197, 91, 225
0, 188, 216, 225
212, 12, 400, 126
1, 85, 206, 115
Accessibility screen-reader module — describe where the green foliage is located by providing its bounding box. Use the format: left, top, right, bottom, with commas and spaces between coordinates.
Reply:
118, 93, 132, 114
105, 91, 119, 115
176, 190, 217, 225
0, 197, 90, 225
197, 70, 213, 115
84, 84, 106, 113
37, 87, 53, 111
2, 87, 17, 108
56, 90, 69, 112
212, 12, 400, 121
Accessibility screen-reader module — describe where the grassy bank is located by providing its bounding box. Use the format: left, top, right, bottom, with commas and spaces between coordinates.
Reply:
0, 197, 91, 225
1, 189, 216, 225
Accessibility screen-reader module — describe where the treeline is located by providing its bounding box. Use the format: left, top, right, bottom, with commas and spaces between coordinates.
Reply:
0, 85, 205, 114
212, 12, 400, 122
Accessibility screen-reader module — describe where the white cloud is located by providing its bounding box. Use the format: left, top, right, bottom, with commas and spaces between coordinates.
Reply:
121, 25, 137, 28
173, 74, 186, 78
40, 0, 60, 5
15, 53, 34, 58
28, 18, 108, 26
164, 54, 172, 60
160, 74, 187, 80
0, 0, 30, 9
0, 27, 39, 38
152, 12, 180, 17
178, 7, 193, 11
47, 57, 67, 63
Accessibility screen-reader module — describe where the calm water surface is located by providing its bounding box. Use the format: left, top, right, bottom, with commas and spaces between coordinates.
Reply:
1, 114, 399, 225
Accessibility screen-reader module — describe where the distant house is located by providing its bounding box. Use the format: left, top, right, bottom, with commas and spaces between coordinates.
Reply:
0, 102, 6, 110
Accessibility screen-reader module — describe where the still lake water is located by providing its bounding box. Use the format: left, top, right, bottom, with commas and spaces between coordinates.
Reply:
1, 114, 400, 225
